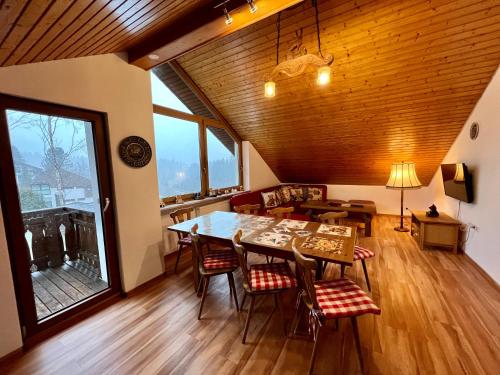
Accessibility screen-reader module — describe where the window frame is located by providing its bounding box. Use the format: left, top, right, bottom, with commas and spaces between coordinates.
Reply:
153, 104, 242, 204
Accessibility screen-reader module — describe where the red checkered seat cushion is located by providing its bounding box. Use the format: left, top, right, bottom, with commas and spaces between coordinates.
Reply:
353, 245, 375, 261
203, 250, 239, 270
314, 278, 380, 319
250, 263, 297, 291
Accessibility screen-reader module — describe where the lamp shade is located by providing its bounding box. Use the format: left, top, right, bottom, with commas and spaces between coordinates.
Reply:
386, 162, 422, 189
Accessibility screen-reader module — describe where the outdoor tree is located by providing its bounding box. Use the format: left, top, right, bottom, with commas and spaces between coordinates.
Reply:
37, 115, 85, 205
10, 111, 86, 206
19, 190, 47, 211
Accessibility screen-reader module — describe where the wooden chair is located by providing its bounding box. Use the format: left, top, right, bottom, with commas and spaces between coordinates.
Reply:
291, 240, 380, 374
267, 206, 294, 218
318, 212, 375, 290
318, 211, 348, 225
191, 224, 240, 319
232, 230, 297, 343
234, 204, 261, 215
170, 208, 195, 272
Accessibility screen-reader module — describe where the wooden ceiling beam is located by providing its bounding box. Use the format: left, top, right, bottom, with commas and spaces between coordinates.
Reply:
128, 0, 304, 70
168, 60, 241, 143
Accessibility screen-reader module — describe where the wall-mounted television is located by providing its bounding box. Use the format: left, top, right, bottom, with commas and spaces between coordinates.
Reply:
441, 163, 473, 203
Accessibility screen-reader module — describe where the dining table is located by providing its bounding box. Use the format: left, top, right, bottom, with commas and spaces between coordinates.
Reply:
168, 211, 357, 291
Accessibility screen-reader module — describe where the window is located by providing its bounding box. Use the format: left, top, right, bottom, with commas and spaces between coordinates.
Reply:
151, 73, 192, 113
151, 72, 241, 201
206, 126, 239, 189
154, 114, 201, 197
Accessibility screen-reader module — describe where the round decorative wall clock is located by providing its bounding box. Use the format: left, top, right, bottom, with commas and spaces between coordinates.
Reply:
470, 122, 479, 140
118, 136, 152, 168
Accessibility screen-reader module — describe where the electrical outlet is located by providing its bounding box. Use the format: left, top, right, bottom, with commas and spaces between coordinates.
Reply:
469, 223, 479, 232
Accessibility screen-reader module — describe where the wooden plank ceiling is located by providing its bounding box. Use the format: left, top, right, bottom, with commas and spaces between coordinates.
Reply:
0, 0, 211, 67
177, 0, 500, 185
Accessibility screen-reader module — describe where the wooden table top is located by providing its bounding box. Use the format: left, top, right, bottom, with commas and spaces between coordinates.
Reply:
301, 200, 377, 214
411, 210, 461, 225
168, 211, 356, 265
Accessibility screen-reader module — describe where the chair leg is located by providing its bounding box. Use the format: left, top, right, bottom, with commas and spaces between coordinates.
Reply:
340, 264, 346, 277
227, 272, 239, 311
196, 276, 203, 296
198, 276, 210, 320
241, 292, 247, 310
351, 317, 365, 374
361, 259, 371, 291
242, 295, 256, 344
308, 320, 322, 375
322, 261, 328, 273
174, 243, 183, 273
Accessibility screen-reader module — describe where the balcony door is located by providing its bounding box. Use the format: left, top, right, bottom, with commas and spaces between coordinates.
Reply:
0, 94, 121, 341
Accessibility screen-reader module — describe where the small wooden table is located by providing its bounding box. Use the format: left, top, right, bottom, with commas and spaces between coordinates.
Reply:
300, 200, 377, 236
410, 210, 461, 253
168, 211, 357, 290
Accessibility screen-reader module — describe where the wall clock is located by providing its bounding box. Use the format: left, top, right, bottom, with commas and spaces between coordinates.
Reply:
470, 122, 479, 140
119, 136, 152, 168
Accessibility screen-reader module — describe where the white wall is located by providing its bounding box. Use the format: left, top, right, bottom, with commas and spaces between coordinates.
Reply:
0, 204, 23, 358
427, 67, 500, 283
0, 54, 164, 355
242, 141, 280, 191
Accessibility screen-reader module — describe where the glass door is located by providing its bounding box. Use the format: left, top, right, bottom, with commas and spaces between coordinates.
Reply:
0, 94, 121, 339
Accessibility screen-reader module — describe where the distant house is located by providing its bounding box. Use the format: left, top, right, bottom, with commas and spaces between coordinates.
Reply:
14, 161, 92, 211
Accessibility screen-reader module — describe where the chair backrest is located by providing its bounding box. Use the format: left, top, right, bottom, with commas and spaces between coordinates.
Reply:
318, 211, 348, 225
267, 206, 294, 218
234, 204, 261, 215
190, 224, 206, 272
171, 208, 194, 239
232, 230, 251, 291
292, 239, 320, 312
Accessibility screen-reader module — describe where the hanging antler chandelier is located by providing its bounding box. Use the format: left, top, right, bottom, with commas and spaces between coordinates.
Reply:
264, 0, 333, 97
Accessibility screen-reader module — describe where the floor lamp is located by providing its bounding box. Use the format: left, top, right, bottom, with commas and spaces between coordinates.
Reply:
386, 162, 422, 232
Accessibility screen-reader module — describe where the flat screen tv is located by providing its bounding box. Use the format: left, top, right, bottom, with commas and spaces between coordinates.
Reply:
441, 163, 473, 203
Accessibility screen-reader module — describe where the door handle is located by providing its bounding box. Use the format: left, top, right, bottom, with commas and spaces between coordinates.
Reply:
103, 197, 111, 213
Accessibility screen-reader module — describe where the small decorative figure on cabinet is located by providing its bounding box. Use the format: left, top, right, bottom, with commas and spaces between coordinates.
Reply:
426, 204, 439, 217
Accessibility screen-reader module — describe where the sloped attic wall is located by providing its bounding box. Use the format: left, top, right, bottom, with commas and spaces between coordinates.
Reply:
177, 0, 500, 185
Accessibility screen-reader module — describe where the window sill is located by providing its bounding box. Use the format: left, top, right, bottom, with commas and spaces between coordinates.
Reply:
160, 192, 246, 216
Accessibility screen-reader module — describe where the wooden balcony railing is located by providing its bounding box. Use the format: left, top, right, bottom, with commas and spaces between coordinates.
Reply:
22, 207, 101, 277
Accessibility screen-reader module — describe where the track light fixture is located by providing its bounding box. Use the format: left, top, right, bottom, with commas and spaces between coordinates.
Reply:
247, 0, 258, 14
216, 0, 258, 25
223, 6, 233, 24
215, 1, 232, 25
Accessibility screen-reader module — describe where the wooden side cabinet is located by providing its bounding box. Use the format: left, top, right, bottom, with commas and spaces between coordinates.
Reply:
410, 210, 461, 253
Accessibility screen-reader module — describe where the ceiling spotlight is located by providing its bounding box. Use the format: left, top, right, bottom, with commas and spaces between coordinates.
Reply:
148, 54, 160, 60
223, 7, 233, 25
247, 0, 257, 14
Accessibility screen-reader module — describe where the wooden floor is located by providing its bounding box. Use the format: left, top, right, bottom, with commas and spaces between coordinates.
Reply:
32, 261, 108, 320
2, 216, 499, 374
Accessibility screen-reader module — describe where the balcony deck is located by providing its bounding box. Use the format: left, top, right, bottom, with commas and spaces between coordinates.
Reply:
32, 260, 108, 320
